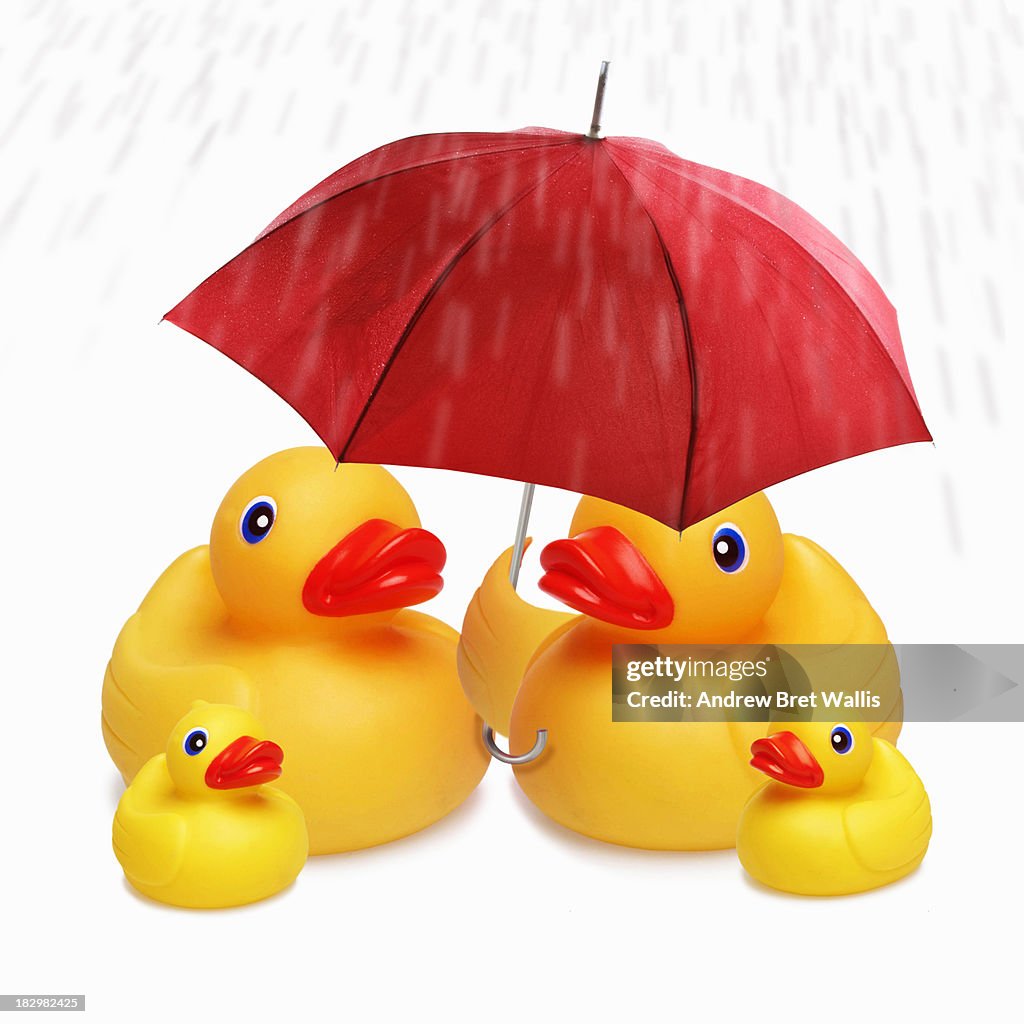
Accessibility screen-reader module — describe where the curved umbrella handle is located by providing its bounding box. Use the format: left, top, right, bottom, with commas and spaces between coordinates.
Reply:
490, 480, 548, 766
482, 723, 548, 765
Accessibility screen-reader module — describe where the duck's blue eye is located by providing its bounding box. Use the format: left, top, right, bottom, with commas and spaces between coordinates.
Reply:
830, 725, 854, 755
183, 728, 209, 757
240, 496, 277, 544
712, 524, 748, 573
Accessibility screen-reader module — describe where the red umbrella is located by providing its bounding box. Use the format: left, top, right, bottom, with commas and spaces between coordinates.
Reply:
165, 64, 930, 541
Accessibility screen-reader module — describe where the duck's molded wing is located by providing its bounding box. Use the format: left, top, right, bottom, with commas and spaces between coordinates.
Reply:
112, 762, 187, 889
765, 535, 889, 644
844, 740, 932, 873
103, 547, 256, 782
765, 535, 902, 744
104, 656, 254, 785
457, 542, 576, 734
134, 547, 228, 637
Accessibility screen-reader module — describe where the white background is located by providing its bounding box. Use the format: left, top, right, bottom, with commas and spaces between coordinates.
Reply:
1, 0, 1021, 1020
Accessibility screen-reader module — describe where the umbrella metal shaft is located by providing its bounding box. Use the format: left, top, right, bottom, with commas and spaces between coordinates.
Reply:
490, 59, 612, 765
509, 481, 536, 589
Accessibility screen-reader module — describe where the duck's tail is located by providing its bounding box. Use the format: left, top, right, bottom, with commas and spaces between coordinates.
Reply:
457, 541, 575, 735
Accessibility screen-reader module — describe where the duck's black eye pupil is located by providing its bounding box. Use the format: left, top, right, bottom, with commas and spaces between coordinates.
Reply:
830, 726, 853, 754
712, 526, 747, 573
250, 511, 270, 533
184, 729, 208, 756
240, 498, 276, 544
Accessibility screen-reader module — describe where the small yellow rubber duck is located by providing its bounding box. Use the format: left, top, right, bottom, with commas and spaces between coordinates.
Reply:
738, 721, 932, 895
103, 447, 488, 854
459, 491, 901, 850
113, 702, 308, 908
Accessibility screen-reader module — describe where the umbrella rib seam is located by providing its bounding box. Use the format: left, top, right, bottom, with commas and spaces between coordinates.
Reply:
614, 148, 928, 424
254, 138, 576, 247
166, 140, 579, 322
604, 148, 699, 531
337, 146, 586, 462
614, 158, 814, 462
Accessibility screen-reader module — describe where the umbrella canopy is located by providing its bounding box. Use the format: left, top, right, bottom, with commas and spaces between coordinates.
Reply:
166, 126, 930, 531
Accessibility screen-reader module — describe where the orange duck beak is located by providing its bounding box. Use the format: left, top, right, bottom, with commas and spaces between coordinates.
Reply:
205, 736, 284, 790
538, 526, 674, 630
750, 732, 824, 789
302, 518, 445, 617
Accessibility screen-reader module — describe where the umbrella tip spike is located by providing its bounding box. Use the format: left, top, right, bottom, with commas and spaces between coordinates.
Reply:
587, 60, 611, 139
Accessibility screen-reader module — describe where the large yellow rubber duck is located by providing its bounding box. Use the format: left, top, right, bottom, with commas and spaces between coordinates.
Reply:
458, 492, 900, 850
113, 702, 308, 908
103, 447, 488, 854
738, 720, 932, 895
